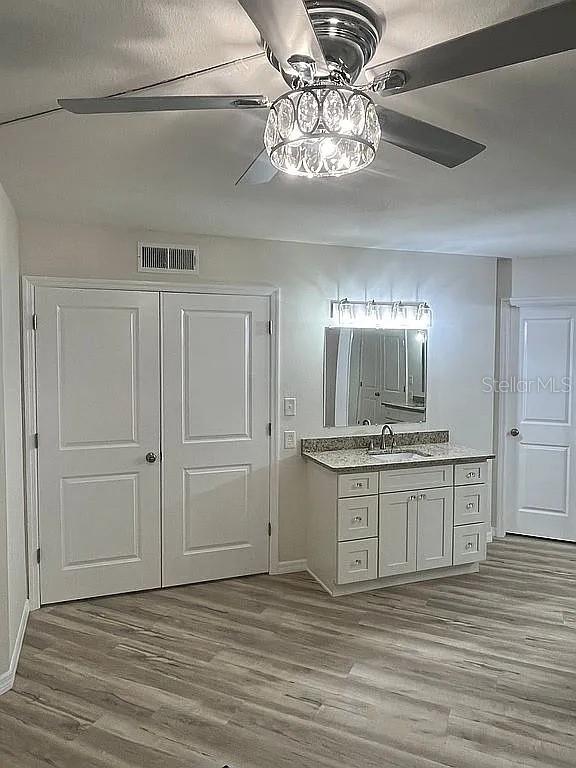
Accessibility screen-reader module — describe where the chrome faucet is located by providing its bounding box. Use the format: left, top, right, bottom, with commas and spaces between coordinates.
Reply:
380, 424, 395, 452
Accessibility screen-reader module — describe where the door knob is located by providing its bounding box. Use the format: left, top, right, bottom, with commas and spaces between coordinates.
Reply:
145, 452, 158, 464
510, 428, 520, 437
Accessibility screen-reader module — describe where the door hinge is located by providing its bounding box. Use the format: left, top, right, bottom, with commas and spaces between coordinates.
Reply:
36, 548, 40, 564
267, 422, 272, 437
33, 433, 39, 449
32, 314, 38, 331
268, 522, 272, 537
267, 320, 273, 335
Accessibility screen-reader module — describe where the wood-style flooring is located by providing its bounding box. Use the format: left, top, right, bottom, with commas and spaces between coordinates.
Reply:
1, 535, 576, 768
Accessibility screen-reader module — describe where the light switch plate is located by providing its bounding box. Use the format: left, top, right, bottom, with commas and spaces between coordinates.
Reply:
284, 430, 296, 450
284, 397, 296, 416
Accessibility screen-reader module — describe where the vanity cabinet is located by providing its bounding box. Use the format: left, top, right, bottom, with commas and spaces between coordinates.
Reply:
306, 459, 490, 596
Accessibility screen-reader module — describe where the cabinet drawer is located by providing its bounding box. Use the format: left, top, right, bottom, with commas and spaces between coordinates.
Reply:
453, 523, 487, 565
454, 462, 488, 486
338, 496, 378, 541
338, 471, 378, 498
337, 538, 378, 584
379, 464, 453, 493
454, 484, 489, 526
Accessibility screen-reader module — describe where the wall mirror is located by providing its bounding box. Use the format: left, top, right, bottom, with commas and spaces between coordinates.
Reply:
324, 327, 427, 427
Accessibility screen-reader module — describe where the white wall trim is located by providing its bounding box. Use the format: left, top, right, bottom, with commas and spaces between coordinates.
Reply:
273, 559, 307, 575
0, 599, 29, 696
22, 276, 281, 607
509, 297, 576, 308
23, 276, 277, 296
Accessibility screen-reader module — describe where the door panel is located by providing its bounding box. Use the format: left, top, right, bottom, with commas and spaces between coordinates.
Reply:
416, 488, 454, 571
379, 491, 416, 576
381, 331, 406, 407
36, 288, 161, 603
507, 307, 576, 541
162, 293, 270, 586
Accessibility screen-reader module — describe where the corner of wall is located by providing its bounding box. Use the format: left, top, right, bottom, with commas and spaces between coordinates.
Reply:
0, 599, 29, 696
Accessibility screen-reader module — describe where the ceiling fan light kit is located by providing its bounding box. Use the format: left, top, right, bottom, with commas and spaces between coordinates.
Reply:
265, 85, 380, 177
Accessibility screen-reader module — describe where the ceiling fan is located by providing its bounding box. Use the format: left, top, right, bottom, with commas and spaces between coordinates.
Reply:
58, 0, 576, 184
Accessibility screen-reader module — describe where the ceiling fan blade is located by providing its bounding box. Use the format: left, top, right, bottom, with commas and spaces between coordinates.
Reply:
235, 149, 278, 185
367, 0, 576, 95
58, 95, 268, 114
237, 0, 329, 76
375, 105, 485, 167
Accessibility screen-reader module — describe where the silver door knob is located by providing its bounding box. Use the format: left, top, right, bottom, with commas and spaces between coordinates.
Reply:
145, 452, 158, 464
510, 428, 520, 437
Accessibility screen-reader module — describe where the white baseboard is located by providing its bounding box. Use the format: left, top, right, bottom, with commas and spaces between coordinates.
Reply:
272, 559, 307, 575
0, 599, 30, 696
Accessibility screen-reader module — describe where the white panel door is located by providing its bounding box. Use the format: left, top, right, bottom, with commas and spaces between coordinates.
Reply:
506, 307, 576, 541
162, 293, 270, 586
36, 288, 161, 604
381, 331, 407, 408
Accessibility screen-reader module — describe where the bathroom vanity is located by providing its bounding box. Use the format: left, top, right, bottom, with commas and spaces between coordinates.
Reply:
302, 431, 495, 596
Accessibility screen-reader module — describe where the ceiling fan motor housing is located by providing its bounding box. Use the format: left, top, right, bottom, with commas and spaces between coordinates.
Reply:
266, 0, 383, 85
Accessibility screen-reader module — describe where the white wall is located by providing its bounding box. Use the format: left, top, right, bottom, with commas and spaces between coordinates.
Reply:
21, 218, 497, 562
512, 255, 576, 299
0, 182, 27, 687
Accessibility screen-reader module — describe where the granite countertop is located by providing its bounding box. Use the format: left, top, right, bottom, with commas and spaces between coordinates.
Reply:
302, 442, 495, 473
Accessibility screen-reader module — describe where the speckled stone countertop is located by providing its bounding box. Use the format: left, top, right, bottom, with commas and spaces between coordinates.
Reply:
302, 442, 495, 473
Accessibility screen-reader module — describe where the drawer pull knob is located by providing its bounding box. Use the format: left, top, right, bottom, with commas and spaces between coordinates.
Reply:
419, 493, 426, 500
466, 502, 475, 510
352, 515, 363, 523
353, 559, 362, 566
355, 482, 363, 488
466, 471, 476, 479
465, 542, 474, 550
408, 494, 417, 501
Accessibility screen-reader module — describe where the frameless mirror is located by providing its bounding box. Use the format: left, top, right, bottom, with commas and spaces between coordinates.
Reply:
324, 327, 427, 427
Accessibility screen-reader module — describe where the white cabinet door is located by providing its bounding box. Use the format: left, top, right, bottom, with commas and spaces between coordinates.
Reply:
162, 293, 270, 587
379, 491, 417, 576
416, 487, 454, 571
506, 306, 576, 541
36, 288, 161, 604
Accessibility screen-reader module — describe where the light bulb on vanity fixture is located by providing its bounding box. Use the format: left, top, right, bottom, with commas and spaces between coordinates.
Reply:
330, 299, 432, 329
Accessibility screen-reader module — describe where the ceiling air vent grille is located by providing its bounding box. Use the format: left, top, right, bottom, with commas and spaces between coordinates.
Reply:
138, 242, 198, 274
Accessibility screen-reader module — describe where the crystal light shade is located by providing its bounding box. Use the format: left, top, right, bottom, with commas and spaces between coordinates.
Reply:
264, 86, 380, 178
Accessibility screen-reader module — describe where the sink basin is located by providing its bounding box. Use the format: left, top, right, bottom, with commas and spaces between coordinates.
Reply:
367, 449, 428, 460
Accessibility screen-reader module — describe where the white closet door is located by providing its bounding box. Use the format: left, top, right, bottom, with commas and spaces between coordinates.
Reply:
162, 293, 270, 586
506, 306, 576, 541
36, 288, 161, 604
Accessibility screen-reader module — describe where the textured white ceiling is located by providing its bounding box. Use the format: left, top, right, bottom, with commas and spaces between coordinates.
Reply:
0, 0, 574, 258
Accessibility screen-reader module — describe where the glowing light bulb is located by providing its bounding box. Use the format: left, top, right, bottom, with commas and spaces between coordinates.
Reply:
320, 138, 337, 158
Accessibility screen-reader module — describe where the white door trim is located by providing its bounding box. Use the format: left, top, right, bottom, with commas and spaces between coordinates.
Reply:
495, 299, 517, 538
21, 276, 281, 610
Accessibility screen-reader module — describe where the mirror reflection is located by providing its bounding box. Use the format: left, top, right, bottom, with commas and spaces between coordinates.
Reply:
324, 327, 427, 427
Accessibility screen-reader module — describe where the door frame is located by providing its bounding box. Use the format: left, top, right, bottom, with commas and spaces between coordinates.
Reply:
22, 276, 281, 610
496, 296, 576, 539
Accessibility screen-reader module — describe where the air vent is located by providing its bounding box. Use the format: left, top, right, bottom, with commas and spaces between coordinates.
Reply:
138, 242, 198, 274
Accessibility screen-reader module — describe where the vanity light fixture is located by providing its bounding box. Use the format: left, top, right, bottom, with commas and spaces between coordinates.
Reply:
330, 299, 432, 329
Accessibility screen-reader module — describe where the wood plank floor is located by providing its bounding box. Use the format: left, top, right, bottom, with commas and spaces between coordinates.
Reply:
1, 535, 576, 768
